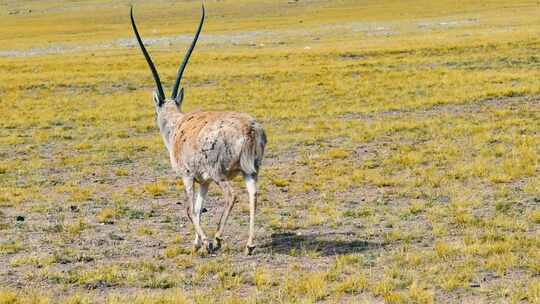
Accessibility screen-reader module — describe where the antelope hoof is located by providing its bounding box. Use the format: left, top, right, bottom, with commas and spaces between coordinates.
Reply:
245, 245, 256, 256
203, 239, 215, 254
192, 243, 201, 253
213, 237, 222, 251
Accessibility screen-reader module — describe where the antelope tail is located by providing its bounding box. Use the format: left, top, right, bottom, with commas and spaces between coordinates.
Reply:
240, 123, 267, 176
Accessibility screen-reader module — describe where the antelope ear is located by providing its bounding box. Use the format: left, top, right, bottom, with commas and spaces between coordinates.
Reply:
153, 90, 164, 106
174, 87, 184, 107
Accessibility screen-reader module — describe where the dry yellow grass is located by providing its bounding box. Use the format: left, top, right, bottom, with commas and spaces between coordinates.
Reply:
0, 0, 539, 303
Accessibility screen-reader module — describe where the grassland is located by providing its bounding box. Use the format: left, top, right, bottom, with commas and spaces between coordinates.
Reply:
0, 0, 539, 303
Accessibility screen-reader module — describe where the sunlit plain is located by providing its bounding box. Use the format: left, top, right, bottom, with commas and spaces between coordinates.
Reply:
0, 0, 539, 303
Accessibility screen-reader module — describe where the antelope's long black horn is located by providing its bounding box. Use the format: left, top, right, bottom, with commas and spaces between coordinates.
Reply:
171, 3, 205, 100
130, 6, 166, 103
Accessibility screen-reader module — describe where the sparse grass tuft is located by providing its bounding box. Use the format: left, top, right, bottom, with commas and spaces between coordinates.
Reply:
284, 271, 328, 302
144, 182, 168, 197
164, 246, 190, 258
0, 290, 17, 303
327, 148, 349, 160
0, 240, 23, 255
335, 274, 368, 294
96, 208, 116, 224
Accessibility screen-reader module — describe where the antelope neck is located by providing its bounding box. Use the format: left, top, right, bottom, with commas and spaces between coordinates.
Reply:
157, 106, 183, 152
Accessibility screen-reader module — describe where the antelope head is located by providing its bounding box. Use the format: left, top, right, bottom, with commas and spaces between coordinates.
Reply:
130, 4, 205, 150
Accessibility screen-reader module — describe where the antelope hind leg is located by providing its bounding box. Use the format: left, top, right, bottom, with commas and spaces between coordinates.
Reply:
244, 174, 257, 255
214, 181, 236, 251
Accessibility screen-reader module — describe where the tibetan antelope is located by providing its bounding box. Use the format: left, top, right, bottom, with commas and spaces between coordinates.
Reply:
130, 4, 266, 255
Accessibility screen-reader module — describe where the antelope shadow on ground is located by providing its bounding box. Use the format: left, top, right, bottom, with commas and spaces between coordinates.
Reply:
264, 231, 385, 256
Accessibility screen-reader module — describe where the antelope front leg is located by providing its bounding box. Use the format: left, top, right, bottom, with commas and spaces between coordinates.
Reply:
244, 175, 257, 255
183, 176, 210, 252
214, 181, 236, 250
